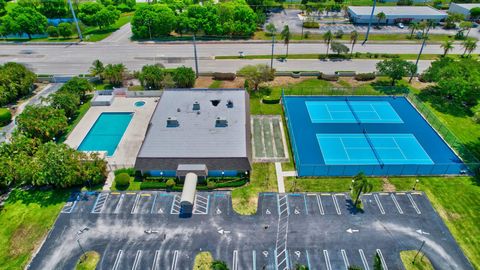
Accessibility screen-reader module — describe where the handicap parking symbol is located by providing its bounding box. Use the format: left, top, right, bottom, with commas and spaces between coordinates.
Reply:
263, 251, 268, 257
295, 251, 301, 258
266, 209, 271, 215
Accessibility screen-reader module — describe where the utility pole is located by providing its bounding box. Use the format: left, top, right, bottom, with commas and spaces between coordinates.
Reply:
76, 238, 86, 261
413, 240, 426, 264
193, 34, 199, 78
410, 24, 432, 83
68, 0, 83, 41
270, 35, 275, 70
362, 0, 376, 45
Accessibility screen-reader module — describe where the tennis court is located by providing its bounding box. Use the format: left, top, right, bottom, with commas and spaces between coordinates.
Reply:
283, 96, 464, 176
306, 100, 403, 123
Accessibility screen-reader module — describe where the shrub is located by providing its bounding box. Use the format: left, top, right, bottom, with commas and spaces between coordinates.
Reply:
213, 72, 236, 81
354, 73, 376, 81
0, 108, 12, 126
115, 173, 130, 186
318, 54, 327, 60
334, 30, 344, 38
166, 179, 176, 189
114, 167, 136, 176
304, 31, 311, 39
262, 96, 281, 104
46, 25, 59, 37
207, 180, 216, 189
173, 66, 195, 88
303, 21, 319, 28
318, 73, 339, 81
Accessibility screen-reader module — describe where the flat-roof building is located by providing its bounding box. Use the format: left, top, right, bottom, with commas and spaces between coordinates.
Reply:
134, 88, 251, 178
347, 6, 447, 24
448, 3, 480, 19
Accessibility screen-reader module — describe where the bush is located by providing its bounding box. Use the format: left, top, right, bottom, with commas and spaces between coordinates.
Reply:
173, 66, 196, 88
318, 73, 339, 81
114, 167, 136, 176
334, 30, 344, 38
303, 21, 319, 28
166, 179, 176, 189
213, 72, 236, 81
304, 31, 311, 39
0, 108, 12, 126
262, 96, 281, 104
354, 73, 376, 81
207, 181, 216, 189
46, 25, 59, 37
115, 173, 130, 186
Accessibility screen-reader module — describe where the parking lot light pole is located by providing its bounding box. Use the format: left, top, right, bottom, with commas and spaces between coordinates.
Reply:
76, 238, 86, 261
270, 35, 275, 70
413, 179, 419, 190
193, 35, 199, 78
68, 0, 83, 41
362, 0, 377, 45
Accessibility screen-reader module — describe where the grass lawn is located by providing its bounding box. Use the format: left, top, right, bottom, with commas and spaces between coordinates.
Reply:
284, 177, 383, 193
110, 176, 142, 191
217, 53, 478, 61
75, 251, 100, 270
0, 188, 70, 269
208, 80, 223, 89
400, 251, 434, 270
231, 163, 277, 215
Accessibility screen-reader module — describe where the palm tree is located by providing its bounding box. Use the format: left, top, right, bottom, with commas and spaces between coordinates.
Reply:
351, 172, 373, 207
376, 12, 386, 28
459, 21, 474, 39
323, 30, 333, 56
462, 39, 477, 56
408, 22, 418, 39
418, 20, 428, 38
295, 264, 309, 270
441, 40, 454, 57
89, 59, 104, 79
281, 25, 291, 59
350, 30, 358, 55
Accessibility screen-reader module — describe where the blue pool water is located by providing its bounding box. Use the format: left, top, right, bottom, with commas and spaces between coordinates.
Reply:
78, 112, 133, 156
283, 96, 464, 176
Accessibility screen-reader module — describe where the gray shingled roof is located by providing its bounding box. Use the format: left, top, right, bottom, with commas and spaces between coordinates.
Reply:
348, 6, 447, 16
137, 89, 248, 159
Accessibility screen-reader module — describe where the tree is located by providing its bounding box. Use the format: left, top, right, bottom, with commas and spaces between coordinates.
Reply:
350, 30, 358, 54
323, 30, 333, 55
376, 58, 415, 86
373, 252, 383, 270
376, 12, 386, 28
238, 64, 274, 91
280, 25, 291, 58
330, 41, 349, 55
89, 59, 105, 79
266, 22, 277, 36
57, 22, 73, 38
103, 63, 127, 86
211, 260, 229, 270
462, 39, 477, 56
440, 40, 454, 57
46, 25, 59, 38
0, 0, 6, 17
16, 105, 68, 142
459, 21, 473, 39
115, 173, 130, 186
48, 91, 80, 118
1, 6, 48, 39
78, 2, 120, 29
351, 172, 373, 207
408, 22, 418, 38
40, 0, 67, 18
131, 4, 176, 39
173, 66, 196, 88
471, 7, 480, 20
60, 77, 93, 101
444, 13, 464, 29
0, 62, 37, 106
137, 64, 165, 89
166, 178, 175, 189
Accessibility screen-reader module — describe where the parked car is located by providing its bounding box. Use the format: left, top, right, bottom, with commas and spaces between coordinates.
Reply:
397, 23, 405, 29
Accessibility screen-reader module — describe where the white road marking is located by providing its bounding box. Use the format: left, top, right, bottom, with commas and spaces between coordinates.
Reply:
341, 249, 349, 269
407, 193, 421, 214
252, 250, 256, 270
132, 250, 142, 270
374, 194, 385, 215
332, 195, 341, 215
376, 249, 388, 270
114, 194, 125, 214
171, 250, 179, 270
359, 249, 370, 270
150, 193, 158, 214
316, 195, 325, 215
323, 250, 332, 270
152, 250, 160, 270
131, 194, 141, 214
232, 250, 238, 270
112, 250, 123, 270
390, 194, 403, 214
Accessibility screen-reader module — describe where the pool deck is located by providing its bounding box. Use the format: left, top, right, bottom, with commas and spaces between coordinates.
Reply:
65, 97, 157, 168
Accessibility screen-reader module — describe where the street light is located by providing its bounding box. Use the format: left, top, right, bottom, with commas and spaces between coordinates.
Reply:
413, 179, 419, 190
351, 179, 355, 191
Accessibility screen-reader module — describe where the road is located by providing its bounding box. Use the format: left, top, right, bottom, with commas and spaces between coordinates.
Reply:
0, 41, 476, 75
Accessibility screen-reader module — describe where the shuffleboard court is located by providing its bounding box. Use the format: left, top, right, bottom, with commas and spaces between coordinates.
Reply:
316, 133, 433, 165
306, 101, 403, 123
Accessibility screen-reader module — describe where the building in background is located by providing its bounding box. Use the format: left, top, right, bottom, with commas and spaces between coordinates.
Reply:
448, 3, 480, 19
347, 6, 448, 24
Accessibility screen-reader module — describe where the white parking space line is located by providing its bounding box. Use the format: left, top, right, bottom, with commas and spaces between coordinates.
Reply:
316, 195, 325, 215
232, 250, 238, 270
193, 194, 210, 215
374, 194, 385, 215
252, 250, 256, 270
323, 250, 332, 270
303, 194, 309, 215
131, 194, 140, 214
171, 250, 179, 270
306, 250, 311, 269
112, 250, 123, 270
407, 193, 421, 214
91, 193, 109, 214
376, 249, 388, 270
170, 195, 181, 214
132, 250, 142, 270
359, 249, 370, 270
390, 194, 403, 214
114, 194, 125, 214
341, 249, 349, 269
150, 193, 158, 214
332, 195, 341, 215
152, 250, 160, 270
62, 194, 79, 213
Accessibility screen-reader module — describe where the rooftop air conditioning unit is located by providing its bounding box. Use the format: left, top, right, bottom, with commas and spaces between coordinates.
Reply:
215, 117, 228, 127
193, 101, 200, 111
167, 117, 179, 127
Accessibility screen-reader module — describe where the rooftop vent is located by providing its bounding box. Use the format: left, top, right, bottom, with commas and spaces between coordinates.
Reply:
226, 100, 233, 108
193, 101, 200, 111
211, 99, 221, 107
167, 117, 179, 127
177, 108, 181, 112
215, 117, 228, 127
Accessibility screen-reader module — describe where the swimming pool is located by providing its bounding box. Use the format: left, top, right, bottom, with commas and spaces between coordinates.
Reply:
283, 96, 465, 176
78, 112, 133, 156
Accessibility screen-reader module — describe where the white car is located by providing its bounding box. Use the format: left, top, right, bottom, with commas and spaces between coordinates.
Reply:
397, 23, 405, 29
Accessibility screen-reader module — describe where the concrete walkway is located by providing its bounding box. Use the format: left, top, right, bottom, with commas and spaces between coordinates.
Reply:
275, 162, 297, 193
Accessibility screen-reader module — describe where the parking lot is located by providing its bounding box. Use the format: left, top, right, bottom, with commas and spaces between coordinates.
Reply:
29, 191, 472, 270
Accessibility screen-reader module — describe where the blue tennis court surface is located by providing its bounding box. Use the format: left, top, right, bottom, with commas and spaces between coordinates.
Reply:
317, 133, 433, 165
306, 100, 403, 123
283, 96, 464, 176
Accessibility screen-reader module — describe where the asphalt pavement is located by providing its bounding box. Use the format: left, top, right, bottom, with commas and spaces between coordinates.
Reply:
28, 191, 472, 270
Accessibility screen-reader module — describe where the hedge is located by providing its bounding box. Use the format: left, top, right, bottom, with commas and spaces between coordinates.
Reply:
213, 72, 236, 81
139, 178, 248, 190
318, 73, 339, 81
354, 73, 376, 81
114, 167, 136, 176
303, 21, 319, 28
0, 108, 11, 126
262, 96, 281, 104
